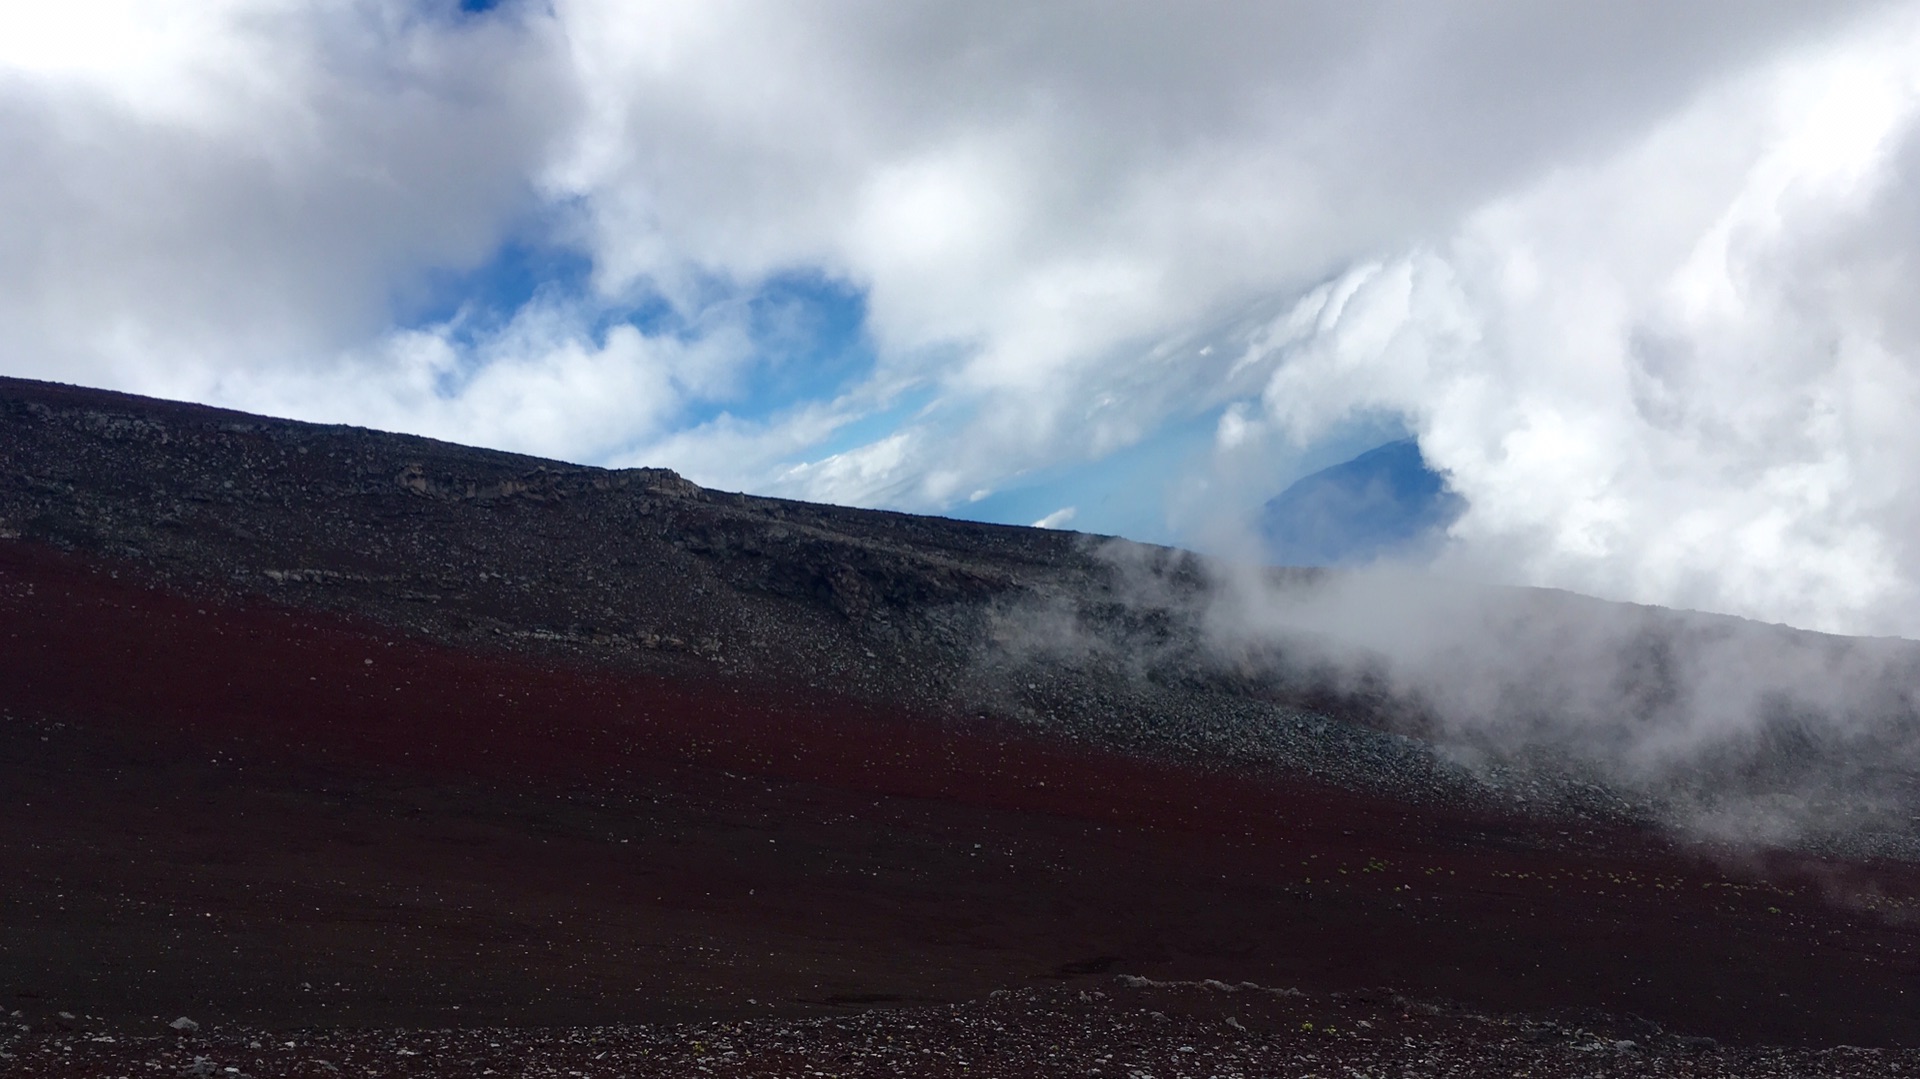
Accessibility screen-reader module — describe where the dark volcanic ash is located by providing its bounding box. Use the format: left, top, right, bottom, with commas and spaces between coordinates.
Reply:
10, 375, 1920, 1054
7, 373, 1920, 856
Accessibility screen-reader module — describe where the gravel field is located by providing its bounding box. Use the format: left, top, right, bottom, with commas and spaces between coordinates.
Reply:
5, 980, 1914, 1078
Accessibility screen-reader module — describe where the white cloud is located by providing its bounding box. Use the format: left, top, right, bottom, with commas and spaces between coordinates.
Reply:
1241, 6, 1920, 635
0, 0, 571, 391
205, 293, 755, 462
4, 0, 1919, 635
1032, 506, 1077, 530
773, 430, 922, 508
541, 0, 1887, 508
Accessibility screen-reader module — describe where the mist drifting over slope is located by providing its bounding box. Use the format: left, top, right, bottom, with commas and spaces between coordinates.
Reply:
1189, 557, 1920, 849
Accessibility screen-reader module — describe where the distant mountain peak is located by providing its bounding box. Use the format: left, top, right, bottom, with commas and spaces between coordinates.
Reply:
1259, 438, 1465, 566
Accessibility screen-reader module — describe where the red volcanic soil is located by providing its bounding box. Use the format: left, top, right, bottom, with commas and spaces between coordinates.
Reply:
6, 538, 1920, 1048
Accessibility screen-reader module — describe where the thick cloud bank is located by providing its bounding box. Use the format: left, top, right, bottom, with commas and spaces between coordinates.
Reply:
1243, 9, 1920, 635
3, 1, 1918, 634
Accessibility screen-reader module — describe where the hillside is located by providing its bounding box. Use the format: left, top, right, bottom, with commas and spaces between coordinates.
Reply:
5, 375, 1920, 1072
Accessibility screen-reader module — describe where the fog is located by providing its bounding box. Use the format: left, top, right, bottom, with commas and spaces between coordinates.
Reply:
1198, 557, 1920, 848
978, 534, 1920, 854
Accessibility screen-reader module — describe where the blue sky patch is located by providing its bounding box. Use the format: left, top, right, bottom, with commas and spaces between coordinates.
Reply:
399, 237, 881, 429
956, 406, 1418, 552
400, 238, 598, 336
679, 271, 877, 429
954, 411, 1218, 544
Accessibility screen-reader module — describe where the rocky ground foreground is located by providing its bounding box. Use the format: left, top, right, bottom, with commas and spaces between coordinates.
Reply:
8, 978, 1915, 1079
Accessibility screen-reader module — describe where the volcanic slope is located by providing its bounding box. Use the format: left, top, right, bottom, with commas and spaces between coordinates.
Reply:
5, 374, 1920, 1062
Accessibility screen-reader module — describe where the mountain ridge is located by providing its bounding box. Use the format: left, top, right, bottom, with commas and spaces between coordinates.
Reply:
1260, 436, 1465, 566
6, 374, 1920, 1052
